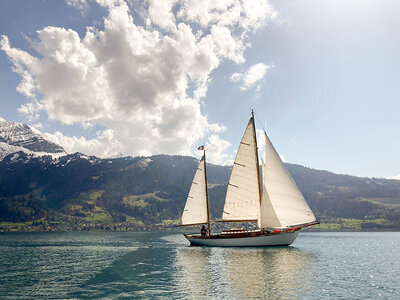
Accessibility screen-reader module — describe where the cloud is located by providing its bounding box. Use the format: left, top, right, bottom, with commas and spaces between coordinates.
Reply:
146, 0, 178, 31
0, 117, 6, 123
208, 123, 227, 133
1, 0, 274, 163
30, 122, 44, 131
387, 174, 400, 180
43, 129, 123, 157
18, 100, 44, 121
231, 63, 273, 91
65, 0, 89, 13
205, 134, 232, 165
0, 36, 38, 99
256, 128, 265, 155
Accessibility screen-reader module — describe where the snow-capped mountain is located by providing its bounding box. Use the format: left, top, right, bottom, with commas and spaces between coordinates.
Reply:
0, 121, 66, 160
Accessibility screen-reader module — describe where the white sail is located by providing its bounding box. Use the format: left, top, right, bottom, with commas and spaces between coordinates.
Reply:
222, 117, 261, 221
261, 132, 316, 228
258, 158, 281, 228
181, 156, 208, 225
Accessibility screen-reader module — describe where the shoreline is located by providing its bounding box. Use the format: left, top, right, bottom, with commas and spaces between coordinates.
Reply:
1, 227, 400, 233
2, 218, 399, 233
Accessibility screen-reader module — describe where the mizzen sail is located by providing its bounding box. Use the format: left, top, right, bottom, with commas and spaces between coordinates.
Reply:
221, 117, 261, 221
181, 156, 208, 225
260, 132, 316, 228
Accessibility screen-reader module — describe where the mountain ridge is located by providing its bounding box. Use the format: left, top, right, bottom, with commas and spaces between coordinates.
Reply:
0, 121, 400, 231
1, 150, 400, 231
0, 121, 65, 160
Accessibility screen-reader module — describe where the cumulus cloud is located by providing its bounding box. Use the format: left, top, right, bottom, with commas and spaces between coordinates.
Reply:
0, 36, 38, 99
146, 0, 178, 31
1, 0, 274, 163
0, 117, 6, 123
43, 129, 123, 157
205, 134, 232, 165
388, 174, 400, 180
208, 123, 227, 133
231, 63, 273, 91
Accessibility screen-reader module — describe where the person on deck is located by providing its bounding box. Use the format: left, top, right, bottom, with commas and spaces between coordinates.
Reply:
200, 225, 207, 237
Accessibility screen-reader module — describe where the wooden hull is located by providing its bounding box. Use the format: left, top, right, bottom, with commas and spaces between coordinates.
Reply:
184, 229, 300, 247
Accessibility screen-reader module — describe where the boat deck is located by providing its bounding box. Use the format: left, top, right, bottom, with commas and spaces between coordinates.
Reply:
184, 222, 319, 240
185, 228, 298, 240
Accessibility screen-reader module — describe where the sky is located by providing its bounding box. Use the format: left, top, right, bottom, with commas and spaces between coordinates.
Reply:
0, 0, 399, 179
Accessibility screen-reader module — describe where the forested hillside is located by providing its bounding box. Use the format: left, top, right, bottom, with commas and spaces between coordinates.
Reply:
1, 152, 400, 231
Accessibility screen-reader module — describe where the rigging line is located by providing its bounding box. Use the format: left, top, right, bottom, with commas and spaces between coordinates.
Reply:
253, 110, 267, 133
205, 144, 215, 151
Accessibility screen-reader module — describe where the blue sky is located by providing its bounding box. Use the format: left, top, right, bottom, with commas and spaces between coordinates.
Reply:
0, 0, 399, 179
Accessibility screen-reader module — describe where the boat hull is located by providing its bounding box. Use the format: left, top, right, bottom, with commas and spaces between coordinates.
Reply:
184, 230, 300, 247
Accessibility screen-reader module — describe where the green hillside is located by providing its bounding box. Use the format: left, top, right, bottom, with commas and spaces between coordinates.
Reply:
1, 152, 399, 231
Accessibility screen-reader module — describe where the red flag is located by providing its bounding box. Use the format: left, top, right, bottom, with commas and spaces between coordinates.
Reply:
198, 145, 204, 150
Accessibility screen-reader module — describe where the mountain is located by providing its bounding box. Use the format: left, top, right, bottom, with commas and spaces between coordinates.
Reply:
285, 164, 400, 229
0, 150, 400, 231
0, 152, 229, 230
0, 121, 65, 160
0, 121, 400, 231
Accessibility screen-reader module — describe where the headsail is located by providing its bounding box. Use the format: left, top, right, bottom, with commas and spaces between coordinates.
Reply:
221, 116, 261, 222
258, 158, 281, 228
181, 156, 208, 226
259, 132, 316, 228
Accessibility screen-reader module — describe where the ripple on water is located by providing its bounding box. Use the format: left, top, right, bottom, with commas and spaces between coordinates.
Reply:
0, 231, 399, 299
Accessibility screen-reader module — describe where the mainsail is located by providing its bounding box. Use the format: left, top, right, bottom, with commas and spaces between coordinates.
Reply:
181, 156, 209, 226
221, 116, 261, 222
259, 132, 317, 228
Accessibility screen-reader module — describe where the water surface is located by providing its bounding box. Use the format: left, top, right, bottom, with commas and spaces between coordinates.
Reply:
0, 231, 399, 299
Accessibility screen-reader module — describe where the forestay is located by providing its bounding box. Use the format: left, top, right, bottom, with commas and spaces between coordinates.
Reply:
260, 132, 316, 227
181, 156, 208, 225
222, 117, 260, 221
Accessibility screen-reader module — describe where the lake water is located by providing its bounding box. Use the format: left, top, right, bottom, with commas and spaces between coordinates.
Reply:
0, 231, 399, 299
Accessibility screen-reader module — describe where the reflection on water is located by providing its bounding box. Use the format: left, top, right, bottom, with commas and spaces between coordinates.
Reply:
174, 245, 314, 299
174, 247, 213, 299
2, 232, 399, 299
224, 248, 313, 299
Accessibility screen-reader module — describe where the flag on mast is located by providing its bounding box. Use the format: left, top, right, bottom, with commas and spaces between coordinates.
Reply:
198, 145, 204, 150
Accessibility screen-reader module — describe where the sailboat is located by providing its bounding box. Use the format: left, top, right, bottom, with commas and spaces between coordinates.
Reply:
180, 111, 318, 247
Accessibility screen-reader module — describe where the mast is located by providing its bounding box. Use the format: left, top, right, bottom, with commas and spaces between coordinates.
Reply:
251, 110, 263, 206
203, 149, 211, 235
